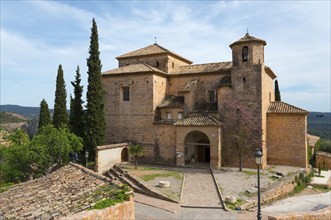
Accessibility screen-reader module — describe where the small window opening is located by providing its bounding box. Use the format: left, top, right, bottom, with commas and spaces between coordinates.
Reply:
132, 81, 134, 84
243, 77, 246, 82
156, 61, 160, 68
172, 62, 175, 69
166, 112, 172, 120
242, 46, 249, 62
126, 63, 129, 66
115, 82, 117, 85
178, 112, 183, 120
123, 87, 130, 101
208, 90, 216, 103
170, 83, 172, 86
155, 80, 156, 83
146, 80, 149, 83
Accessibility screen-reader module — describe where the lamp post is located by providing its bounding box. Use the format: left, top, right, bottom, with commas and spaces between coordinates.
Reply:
254, 148, 263, 220
85, 151, 89, 168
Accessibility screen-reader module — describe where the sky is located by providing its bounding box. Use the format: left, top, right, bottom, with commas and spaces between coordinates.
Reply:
1, 0, 330, 112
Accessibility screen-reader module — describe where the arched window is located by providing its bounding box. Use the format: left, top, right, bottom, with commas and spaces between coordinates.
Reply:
242, 46, 249, 62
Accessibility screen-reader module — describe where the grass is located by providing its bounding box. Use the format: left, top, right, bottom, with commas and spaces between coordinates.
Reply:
141, 171, 183, 182
289, 182, 306, 196
242, 170, 257, 176
120, 165, 158, 171
225, 198, 245, 210
91, 184, 131, 209
0, 182, 14, 193
311, 185, 331, 192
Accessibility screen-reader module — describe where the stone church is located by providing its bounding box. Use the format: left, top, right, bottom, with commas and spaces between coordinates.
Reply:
102, 33, 308, 169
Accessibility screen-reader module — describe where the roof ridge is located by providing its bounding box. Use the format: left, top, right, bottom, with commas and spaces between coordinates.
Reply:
180, 61, 232, 68
268, 101, 308, 114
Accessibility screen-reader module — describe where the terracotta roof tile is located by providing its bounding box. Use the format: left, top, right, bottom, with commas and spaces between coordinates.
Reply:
192, 103, 218, 113
158, 96, 184, 108
0, 163, 118, 219
116, 43, 192, 64
267, 102, 308, 114
219, 75, 232, 87
175, 62, 232, 75
102, 63, 167, 75
174, 115, 220, 126
230, 33, 267, 47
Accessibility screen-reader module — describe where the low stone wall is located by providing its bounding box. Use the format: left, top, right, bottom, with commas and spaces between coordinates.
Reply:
268, 205, 331, 220
95, 143, 129, 174
62, 196, 135, 220
316, 151, 331, 170
240, 171, 301, 210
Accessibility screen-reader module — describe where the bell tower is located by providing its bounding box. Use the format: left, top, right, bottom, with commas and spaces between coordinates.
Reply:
229, 33, 266, 67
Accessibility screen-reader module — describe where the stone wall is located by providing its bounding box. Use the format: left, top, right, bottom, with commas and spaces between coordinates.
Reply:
268, 206, 331, 220
95, 143, 129, 174
241, 171, 301, 210
62, 196, 135, 220
267, 114, 307, 168
316, 151, 331, 170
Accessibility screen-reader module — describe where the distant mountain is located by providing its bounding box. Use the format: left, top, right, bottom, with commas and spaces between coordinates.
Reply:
307, 112, 331, 140
0, 105, 54, 119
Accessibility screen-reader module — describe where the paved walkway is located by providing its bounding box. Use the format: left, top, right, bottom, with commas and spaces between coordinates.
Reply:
263, 191, 331, 214
181, 168, 222, 208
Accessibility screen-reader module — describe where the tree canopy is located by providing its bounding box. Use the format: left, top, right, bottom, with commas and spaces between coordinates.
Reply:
85, 18, 105, 159
38, 99, 51, 130
53, 64, 68, 128
69, 66, 85, 138
275, 79, 281, 101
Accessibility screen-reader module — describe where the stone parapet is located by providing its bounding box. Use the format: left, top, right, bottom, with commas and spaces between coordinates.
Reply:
316, 151, 331, 170
268, 205, 331, 220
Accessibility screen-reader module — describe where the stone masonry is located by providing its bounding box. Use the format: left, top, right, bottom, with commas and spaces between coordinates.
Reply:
101, 33, 309, 170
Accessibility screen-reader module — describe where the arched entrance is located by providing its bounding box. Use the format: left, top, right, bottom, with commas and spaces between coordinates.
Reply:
121, 148, 129, 162
184, 131, 210, 165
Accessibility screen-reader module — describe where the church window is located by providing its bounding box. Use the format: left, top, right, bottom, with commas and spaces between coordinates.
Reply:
242, 46, 249, 62
167, 112, 172, 120
178, 112, 183, 119
172, 62, 175, 68
243, 77, 246, 82
156, 61, 160, 67
122, 87, 130, 101
208, 90, 216, 103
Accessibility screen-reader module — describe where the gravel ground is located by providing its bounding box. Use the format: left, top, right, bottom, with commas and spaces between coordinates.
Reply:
214, 165, 303, 201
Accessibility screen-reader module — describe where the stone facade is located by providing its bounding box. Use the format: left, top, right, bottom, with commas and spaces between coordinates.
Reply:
102, 33, 308, 169
316, 151, 331, 170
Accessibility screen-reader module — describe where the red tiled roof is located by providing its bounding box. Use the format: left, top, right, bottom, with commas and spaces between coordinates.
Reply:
174, 115, 220, 126
102, 63, 167, 75
230, 33, 267, 48
267, 102, 308, 114
116, 43, 192, 64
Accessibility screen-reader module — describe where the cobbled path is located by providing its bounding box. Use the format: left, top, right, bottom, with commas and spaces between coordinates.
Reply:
181, 168, 223, 208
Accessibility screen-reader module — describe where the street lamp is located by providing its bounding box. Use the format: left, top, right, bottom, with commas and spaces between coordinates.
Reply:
85, 151, 89, 168
254, 148, 263, 220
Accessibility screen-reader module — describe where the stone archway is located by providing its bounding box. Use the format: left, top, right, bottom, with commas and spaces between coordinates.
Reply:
184, 131, 210, 165
121, 147, 129, 162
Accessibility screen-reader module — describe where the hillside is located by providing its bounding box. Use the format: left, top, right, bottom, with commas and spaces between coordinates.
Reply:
307, 112, 331, 140
0, 105, 41, 119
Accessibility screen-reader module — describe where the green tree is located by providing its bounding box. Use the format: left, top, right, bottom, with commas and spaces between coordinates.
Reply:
53, 64, 68, 128
31, 125, 83, 165
38, 99, 51, 130
275, 79, 281, 101
128, 144, 144, 169
69, 66, 85, 138
7, 128, 30, 145
85, 18, 105, 159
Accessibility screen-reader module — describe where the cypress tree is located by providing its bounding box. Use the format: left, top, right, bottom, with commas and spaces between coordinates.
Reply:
85, 18, 105, 159
69, 66, 85, 138
53, 64, 68, 128
38, 99, 51, 130
275, 79, 281, 101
